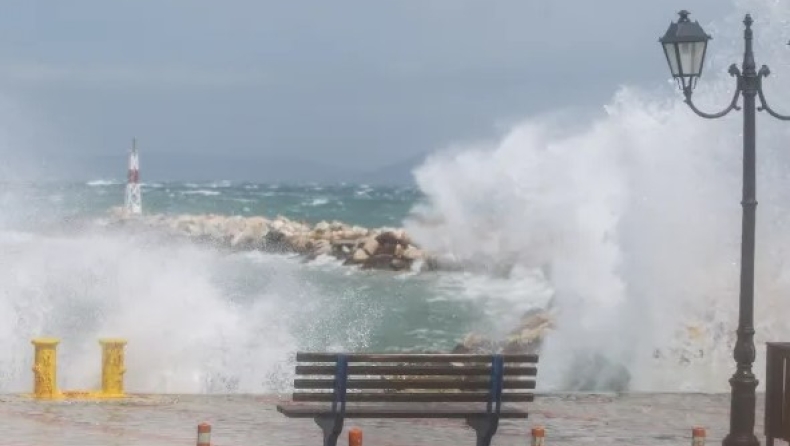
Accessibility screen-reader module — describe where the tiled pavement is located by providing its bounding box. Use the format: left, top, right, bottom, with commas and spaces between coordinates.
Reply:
0, 393, 758, 445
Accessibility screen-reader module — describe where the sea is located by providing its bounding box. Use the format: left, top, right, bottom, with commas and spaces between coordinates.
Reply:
0, 180, 552, 395
3, 0, 790, 442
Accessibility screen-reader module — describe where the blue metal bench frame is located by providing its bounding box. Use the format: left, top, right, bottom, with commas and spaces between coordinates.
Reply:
312, 354, 510, 446
314, 354, 349, 446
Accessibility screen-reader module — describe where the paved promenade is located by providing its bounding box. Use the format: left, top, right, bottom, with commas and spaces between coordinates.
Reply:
0, 393, 758, 445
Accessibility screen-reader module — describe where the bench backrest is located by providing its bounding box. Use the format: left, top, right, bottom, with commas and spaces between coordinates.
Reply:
291, 352, 538, 411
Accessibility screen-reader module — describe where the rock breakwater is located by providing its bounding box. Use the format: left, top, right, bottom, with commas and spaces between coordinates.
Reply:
104, 208, 438, 272
452, 308, 554, 356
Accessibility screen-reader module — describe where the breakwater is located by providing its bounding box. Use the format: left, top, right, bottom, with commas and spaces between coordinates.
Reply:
103, 207, 436, 272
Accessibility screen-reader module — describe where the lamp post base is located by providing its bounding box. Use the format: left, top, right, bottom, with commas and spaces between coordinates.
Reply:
722, 434, 759, 446
723, 371, 760, 446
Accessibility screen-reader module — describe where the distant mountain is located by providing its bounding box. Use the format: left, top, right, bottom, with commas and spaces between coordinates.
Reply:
28, 152, 359, 183
350, 152, 428, 186
140, 152, 363, 183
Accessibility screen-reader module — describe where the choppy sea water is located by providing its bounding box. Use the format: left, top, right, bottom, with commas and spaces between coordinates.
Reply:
0, 181, 544, 396
0, 175, 780, 397
0, 181, 418, 229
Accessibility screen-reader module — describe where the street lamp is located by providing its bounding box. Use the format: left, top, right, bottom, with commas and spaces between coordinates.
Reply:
660, 10, 790, 446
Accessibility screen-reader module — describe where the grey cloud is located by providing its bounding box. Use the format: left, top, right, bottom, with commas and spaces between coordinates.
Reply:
0, 0, 732, 183
0, 62, 270, 88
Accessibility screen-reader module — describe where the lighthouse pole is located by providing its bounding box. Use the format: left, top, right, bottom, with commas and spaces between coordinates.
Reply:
124, 138, 142, 215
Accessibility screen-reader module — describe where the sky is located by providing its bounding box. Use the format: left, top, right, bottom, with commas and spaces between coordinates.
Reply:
0, 0, 730, 183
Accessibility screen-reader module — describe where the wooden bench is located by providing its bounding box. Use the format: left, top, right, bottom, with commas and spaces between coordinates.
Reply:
276, 352, 539, 446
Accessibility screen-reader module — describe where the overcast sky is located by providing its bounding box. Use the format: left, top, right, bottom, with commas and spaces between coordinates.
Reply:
0, 0, 732, 182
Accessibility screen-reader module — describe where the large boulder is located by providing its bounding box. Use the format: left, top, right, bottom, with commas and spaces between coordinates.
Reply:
390, 257, 410, 271
455, 332, 497, 353
305, 239, 332, 260
203, 216, 229, 240
344, 248, 370, 265
376, 231, 401, 246
502, 309, 554, 354
361, 237, 379, 255
314, 221, 330, 233
264, 230, 290, 252
230, 219, 268, 249
362, 254, 395, 270
286, 234, 311, 254
401, 246, 424, 261
225, 216, 247, 235
451, 308, 555, 355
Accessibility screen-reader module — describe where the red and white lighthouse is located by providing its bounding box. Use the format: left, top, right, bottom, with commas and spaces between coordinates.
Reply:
124, 138, 142, 215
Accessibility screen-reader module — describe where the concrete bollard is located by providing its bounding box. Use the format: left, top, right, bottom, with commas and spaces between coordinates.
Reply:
349, 427, 363, 446
99, 338, 127, 397
31, 338, 61, 399
197, 422, 211, 446
692, 426, 705, 445
531, 426, 545, 446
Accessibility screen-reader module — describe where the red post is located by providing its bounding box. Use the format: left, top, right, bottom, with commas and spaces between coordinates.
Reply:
349, 427, 363, 446
197, 422, 211, 446
692, 426, 706, 445
531, 426, 545, 446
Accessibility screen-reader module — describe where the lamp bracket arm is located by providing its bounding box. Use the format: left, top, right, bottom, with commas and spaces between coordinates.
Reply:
757, 65, 790, 121
683, 66, 742, 119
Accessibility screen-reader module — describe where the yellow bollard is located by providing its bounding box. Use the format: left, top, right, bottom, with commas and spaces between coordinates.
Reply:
99, 338, 127, 397
31, 338, 61, 399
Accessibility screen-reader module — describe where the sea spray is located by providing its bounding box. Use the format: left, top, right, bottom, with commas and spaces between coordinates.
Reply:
0, 221, 472, 394
0, 230, 308, 394
406, 0, 790, 392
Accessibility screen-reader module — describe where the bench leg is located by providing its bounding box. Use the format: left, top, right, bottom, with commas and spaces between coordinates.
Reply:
466, 416, 499, 446
314, 414, 345, 446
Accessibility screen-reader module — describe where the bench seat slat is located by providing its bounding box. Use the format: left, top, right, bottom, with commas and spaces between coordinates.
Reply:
294, 378, 536, 390
292, 392, 534, 403
296, 352, 539, 363
276, 403, 530, 419
295, 365, 537, 376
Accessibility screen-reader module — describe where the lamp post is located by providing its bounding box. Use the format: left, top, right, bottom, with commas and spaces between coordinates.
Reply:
659, 10, 790, 446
